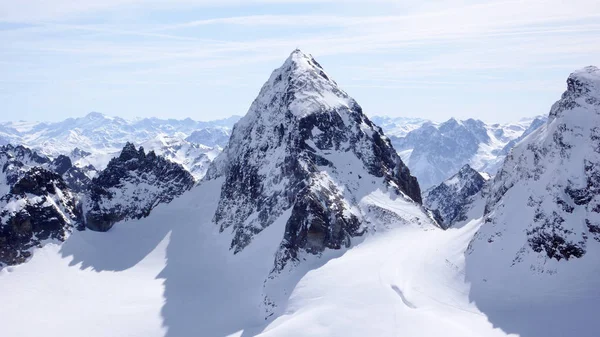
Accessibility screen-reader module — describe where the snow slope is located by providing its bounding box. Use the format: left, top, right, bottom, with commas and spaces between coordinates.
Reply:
0, 178, 512, 337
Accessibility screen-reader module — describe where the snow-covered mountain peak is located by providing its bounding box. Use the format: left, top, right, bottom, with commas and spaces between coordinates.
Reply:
455, 163, 485, 182
550, 65, 600, 120
84, 142, 194, 232
246, 48, 351, 121
424, 164, 487, 228
84, 111, 106, 120
469, 64, 600, 278
208, 50, 427, 271
568, 65, 600, 95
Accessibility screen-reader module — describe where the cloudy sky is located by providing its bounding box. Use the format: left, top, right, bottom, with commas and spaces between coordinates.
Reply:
1, 0, 599, 123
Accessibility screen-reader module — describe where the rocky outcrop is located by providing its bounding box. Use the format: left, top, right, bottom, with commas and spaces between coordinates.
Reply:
50, 155, 93, 193
84, 142, 195, 232
0, 167, 79, 267
424, 164, 487, 228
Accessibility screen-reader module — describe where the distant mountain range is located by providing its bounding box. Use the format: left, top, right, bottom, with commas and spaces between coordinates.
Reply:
1, 110, 543, 189
382, 115, 547, 189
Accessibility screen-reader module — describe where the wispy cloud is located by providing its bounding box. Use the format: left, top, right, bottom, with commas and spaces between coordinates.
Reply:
0, 0, 598, 122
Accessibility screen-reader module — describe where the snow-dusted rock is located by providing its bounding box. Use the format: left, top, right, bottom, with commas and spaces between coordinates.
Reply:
424, 164, 487, 228
84, 143, 195, 232
206, 49, 427, 271
0, 166, 79, 267
0, 144, 95, 193
50, 155, 93, 193
469, 65, 600, 267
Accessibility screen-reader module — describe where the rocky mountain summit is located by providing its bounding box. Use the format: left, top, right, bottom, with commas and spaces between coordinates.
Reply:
84, 142, 195, 232
0, 144, 95, 193
50, 155, 94, 192
424, 164, 488, 228
207, 49, 427, 271
469, 65, 600, 267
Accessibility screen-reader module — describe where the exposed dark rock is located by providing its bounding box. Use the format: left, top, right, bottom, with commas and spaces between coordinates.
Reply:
0, 167, 79, 267
470, 65, 600, 264
49, 155, 93, 193
424, 164, 487, 228
84, 142, 195, 232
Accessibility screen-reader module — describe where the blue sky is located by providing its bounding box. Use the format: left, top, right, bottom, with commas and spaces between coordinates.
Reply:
1, 0, 599, 123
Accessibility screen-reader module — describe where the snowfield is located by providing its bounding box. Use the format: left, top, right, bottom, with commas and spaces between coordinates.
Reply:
2, 177, 594, 336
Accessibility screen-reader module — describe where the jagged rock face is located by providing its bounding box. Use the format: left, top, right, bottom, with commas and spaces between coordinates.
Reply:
1, 144, 50, 167
1, 145, 51, 194
206, 50, 422, 268
0, 167, 79, 267
85, 142, 195, 232
50, 155, 92, 193
0, 144, 94, 193
424, 164, 487, 228
470, 66, 600, 264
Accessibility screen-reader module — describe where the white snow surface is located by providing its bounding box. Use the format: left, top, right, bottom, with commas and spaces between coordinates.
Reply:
0, 177, 519, 337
